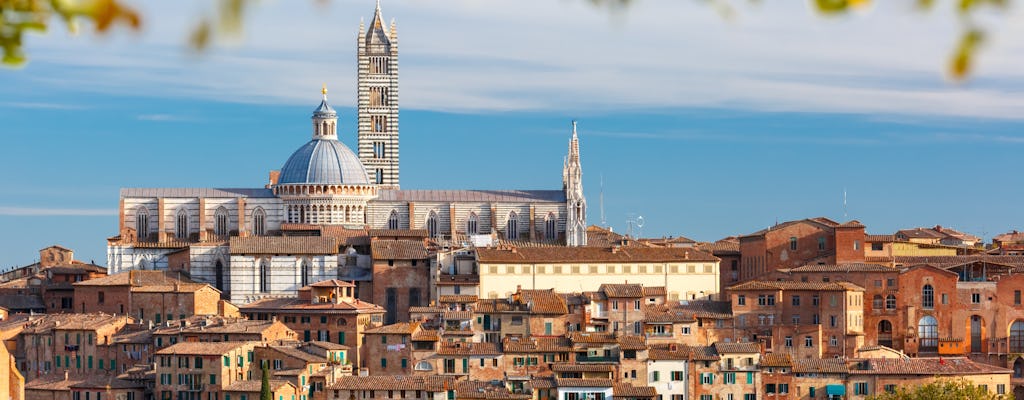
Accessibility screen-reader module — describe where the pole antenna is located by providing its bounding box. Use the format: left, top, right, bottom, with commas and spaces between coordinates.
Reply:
600, 173, 606, 227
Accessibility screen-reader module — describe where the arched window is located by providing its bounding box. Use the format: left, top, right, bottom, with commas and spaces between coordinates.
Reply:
252, 207, 266, 236
922, 284, 934, 309
387, 210, 399, 230
878, 319, 894, 347
135, 207, 149, 241
214, 207, 229, 236
885, 294, 896, 310
301, 260, 311, 288
918, 315, 938, 350
1011, 321, 1024, 353
878, 320, 893, 333
466, 213, 478, 235
321, 121, 328, 136
506, 212, 519, 240
789, 237, 797, 250
214, 260, 224, 291
175, 209, 189, 240
426, 211, 439, 238
260, 260, 270, 293
545, 213, 557, 240
872, 295, 883, 310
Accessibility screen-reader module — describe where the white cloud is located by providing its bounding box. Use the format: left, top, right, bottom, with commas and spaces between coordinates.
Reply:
5, 0, 1024, 119
0, 207, 117, 216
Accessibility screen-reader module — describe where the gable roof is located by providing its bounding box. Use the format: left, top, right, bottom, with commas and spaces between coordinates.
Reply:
371, 239, 428, 260
477, 246, 718, 264
229, 236, 337, 255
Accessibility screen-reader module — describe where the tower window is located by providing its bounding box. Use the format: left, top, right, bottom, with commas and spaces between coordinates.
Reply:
371, 115, 387, 133
466, 213, 478, 235
369, 87, 389, 107
370, 56, 390, 74
376, 169, 384, 184
373, 142, 386, 159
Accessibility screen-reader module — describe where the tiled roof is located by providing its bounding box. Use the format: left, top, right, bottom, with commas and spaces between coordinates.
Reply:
328, 376, 443, 391
439, 295, 478, 303
152, 317, 285, 335
552, 363, 615, 373
371, 239, 428, 260
522, 289, 568, 314
850, 357, 1012, 375
787, 263, 896, 273
600, 284, 644, 298
673, 300, 733, 320
22, 313, 127, 334
113, 328, 152, 344
306, 341, 349, 350
121, 188, 276, 198
648, 345, 690, 360
865, 235, 896, 243
792, 358, 848, 374
586, 226, 627, 248
377, 189, 566, 203
239, 297, 384, 313
267, 345, 327, 363
27, 375, 143, 391
555, 378, 614, 388
503, 336, 573, 353
530, 378, 556, 389
643, 304, 697, 323
455, 381, 532, 400
437, 341, 501, 356
443, 310, 473, 320
230, 236, 337, 255
713, 342, 759, 354
728, 280, 864, 292
994, 231, 1024, 243
477, 246, 718, 264
411, 329, 441, 342
617, 335, 647, 350
612, 384, 657, 398
568, 332, 617, 344
223, 380, 295, 392
72, 270, 193, 287
309, 279, 355, 288
367, 229, 429, 238
760, 353, 792, 367
742, 217, 841, 238
364, 322, 420, 335
687, 345, 720, 361
0, 294, 44, 311
891, 255, 1024, 269
155, 341, 256, 355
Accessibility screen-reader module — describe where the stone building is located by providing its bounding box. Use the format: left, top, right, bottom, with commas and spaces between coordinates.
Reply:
737, 218, 865, 281
71, 271, 223, 321
153, 341, 260, 400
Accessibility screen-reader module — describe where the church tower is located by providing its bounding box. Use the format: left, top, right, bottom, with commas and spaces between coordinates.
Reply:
357, 0, 400, 189
564, 121, 587, 246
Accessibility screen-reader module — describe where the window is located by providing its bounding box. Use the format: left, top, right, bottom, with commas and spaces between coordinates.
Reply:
652, 371, 660, 382
466, 213, 478, 235
214, 207, 229, 236
301, 260, 311, 288
887, 278, 896, 287
1010, 321, 1024, 352
175, 208, 188, 239
634, 300, 641, 310
813, 314, 820, 324
942, 293, 948, 304
723, 372, 735, 384
790, 237, 798, 250
671, 371, 685, 381
506, 212, 518, 240
373, 142, 386, 159
135, 207, 150, 240
972, 293, 981, 304
426, 212, 439, 238
830, 315, 837, 327
737, 295, 746, 306
252, 208, 266, 236
757, 295, 775, 306
784, 336, 792, 347
854, 382, 868, 395
854, 240, 860, 250
884, 384, 896, 393
371, 115, 388, 133
98, 291, 105, 304
922, 284, 934, 309
700, 373, 713, 384
804, 336, 813, 347
872, 295, 882, 309
998, 384, 1006, 395
829, 336, 838, 347
918, 315, 938, 350
259, 260, 270, 293
872, 242, 884, 251
387, 210, 399, 230
1017, 290, 1022, 305
766, 384, 776, 394
544, 213, 557, 240
886, 295, 896, 310
812, 295, 819, 305
792, 295, 800, 306
778, 384, 789, 394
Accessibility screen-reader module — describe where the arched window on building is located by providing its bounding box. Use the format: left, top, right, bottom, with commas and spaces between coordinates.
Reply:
426, 211, 439, 238
252, 207, 266, 236
545, 213, 557, 240
1011, 321, 1024, 353
259, 260, 271, 293
878, 320, 893, 347
922, 284, 934, 309
872, 295, 883, 310
175, 209, 189, 240
789, 237, 797, 250
885, 294, 896, 310
135, 207, 149, 241
214, 207, 229, 237
506, 212, 519, 240
918, 315, 938, 351
466, 212, 478, 235
387, 210, 399, 230
301, 260, 311, 288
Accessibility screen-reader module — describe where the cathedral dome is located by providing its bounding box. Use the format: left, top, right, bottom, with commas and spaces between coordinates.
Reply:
278, 139, 370, 185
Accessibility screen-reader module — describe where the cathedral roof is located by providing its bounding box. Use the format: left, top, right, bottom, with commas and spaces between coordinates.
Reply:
279, 138, 370, 185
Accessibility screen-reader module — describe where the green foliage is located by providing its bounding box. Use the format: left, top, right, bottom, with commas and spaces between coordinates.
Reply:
868, 379, 1013, 400
0, 0, 140, 66
260, 364, 272, 400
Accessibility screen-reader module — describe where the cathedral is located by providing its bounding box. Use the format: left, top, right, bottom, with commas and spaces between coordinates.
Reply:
106, 2, 588, 304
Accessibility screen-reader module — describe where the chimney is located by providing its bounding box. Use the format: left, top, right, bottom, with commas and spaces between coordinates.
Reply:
684, 251, 690, 260
64, 370, 69, 381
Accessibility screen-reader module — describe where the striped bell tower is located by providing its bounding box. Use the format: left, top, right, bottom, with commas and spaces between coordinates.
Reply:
357, 0, 400, 189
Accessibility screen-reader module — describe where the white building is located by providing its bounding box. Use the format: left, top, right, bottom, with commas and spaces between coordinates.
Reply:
647, 345, 690, 400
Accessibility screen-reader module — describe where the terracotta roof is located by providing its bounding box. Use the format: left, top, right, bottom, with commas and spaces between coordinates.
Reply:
266, 345, 327, 363
613, 384, 657, 398
239, 297, 384, 313
697, 241, 741, 254
364, 322, 420, 335
850, 357, 1012, 375
994, 230, 1024, 244
865, 235, 896, 243
411, 329, 441, 342
552, 363, 615, 373
792, 358, 849, 374
728, 280, 864, 292
687, 345, 720, 361
522, 289, 568, 314
742, 217, 841, 238
27, 374, 143, 391
617, 335, 647, 350
437, 341, 501, 356
503, 336, 573, 353
555, 378, 613, 388
673, 300, 733, 320
476, 246, 718, 264
600, 284, 644, 298
113, 328, 153, 344
713, 342, 760, 354
648, 345, 690, 360
569, 332, 617, 344
223, 380, 295, 392
760, 353, 792, 367
643, 304, 697, 323
155, 341, 256, 355
22, 313, 128, 334
152, 317, 286, 335
891, 255, 1024, 269
787, 263, 896, 273
72, 270, 194, 287
229, 236, 337, 255
306, 341, 349, 350
586, 226, 627, 248
309, 279, 355, 288
371, 239, 428, 260
455, 381, 532, 400
439, 294, 478, 303
328, 375, 448, 391
443, 310, 473, 320
0, 294, 44, 311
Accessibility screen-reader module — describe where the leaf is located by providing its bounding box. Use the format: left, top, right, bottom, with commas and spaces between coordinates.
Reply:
949, 29, 983, 80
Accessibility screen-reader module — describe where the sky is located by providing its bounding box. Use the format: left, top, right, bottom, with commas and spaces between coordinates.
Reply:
1, 0, 1024, 268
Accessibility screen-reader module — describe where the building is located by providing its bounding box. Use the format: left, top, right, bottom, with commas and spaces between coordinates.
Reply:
151, 316, 295, 350
737, 218, 865, 281
19, 313, 133, 381
368, 238, 430, 324
72, 271, 223, 321
895, 225, 981, 248
153, 341, 260, 400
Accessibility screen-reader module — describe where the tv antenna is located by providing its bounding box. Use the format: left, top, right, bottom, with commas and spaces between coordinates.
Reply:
843, 187, 848, 219
626, 213, 645, 239
599, 173, 607, 227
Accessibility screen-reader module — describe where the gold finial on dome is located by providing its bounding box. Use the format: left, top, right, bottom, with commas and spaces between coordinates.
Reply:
321, 84, 328, 96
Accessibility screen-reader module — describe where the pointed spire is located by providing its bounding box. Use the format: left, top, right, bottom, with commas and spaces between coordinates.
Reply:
569, 120, 580, 163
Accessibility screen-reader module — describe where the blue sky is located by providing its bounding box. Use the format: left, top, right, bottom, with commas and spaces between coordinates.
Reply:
1, 0, 1024, 268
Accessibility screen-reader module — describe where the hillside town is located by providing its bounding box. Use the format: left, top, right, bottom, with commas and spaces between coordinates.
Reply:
1, 2, 1021, 400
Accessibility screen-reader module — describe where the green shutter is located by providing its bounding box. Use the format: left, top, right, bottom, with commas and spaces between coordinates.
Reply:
210, 374, 216, 385
462, 358, 468, 373
110, 359, 116, 371
747, 372, 753, 384
652, 371, 659, 382
99, 359, 104, 370
224, 356, 230, 367
339, 332, 345, 345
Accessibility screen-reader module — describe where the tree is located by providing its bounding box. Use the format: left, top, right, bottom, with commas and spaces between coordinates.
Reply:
260, 363, 272, 400
868, 378, 1014, 400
